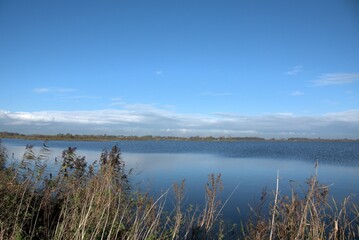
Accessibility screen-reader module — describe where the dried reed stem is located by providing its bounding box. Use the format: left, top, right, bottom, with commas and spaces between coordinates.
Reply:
269, 170, 279, 240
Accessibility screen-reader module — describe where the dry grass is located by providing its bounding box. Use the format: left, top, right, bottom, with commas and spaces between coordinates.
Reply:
242, 162, 359, 240
0, 142, 358, 239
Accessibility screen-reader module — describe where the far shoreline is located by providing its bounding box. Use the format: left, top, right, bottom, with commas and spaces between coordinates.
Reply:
1, 132, 358, 143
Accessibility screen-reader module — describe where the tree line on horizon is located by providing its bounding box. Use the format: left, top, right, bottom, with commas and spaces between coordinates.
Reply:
0, 131, 357, 142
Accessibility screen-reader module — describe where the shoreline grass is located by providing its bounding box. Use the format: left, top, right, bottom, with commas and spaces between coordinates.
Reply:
0, 142, 358, 239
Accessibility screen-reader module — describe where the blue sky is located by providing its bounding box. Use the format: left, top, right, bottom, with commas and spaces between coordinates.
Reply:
0, 0, 359, 138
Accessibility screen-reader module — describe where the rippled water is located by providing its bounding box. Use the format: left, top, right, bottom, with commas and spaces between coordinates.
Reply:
2, 138, 359, 221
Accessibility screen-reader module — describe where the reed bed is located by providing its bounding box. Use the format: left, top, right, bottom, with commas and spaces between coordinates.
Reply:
0, 141, 358, 239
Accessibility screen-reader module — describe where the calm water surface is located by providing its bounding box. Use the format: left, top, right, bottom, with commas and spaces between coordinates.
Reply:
2, 138, 359, 220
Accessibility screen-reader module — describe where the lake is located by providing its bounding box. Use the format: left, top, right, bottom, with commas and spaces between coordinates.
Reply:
1, 138, 359, 221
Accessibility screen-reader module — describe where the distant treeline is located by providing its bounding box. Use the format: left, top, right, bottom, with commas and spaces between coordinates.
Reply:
0, 131, 358, 142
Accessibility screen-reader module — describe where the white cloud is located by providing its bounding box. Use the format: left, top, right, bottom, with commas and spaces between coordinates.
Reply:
285, 65, 302, 75
155, 70, 163, 75
291, 91, 304, 96
324, 109, 359, 122
313, 73, 359, 86
59, 95, 99, 100
1, 105, 359, 138
33, 88, 50, 93
33, 87, 76, 94
110, 98, 126, 106
321, 99, 339, 105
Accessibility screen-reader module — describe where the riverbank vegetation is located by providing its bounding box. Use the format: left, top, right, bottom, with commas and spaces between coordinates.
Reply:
0, 142, 358, 239
1, 131, 358, 142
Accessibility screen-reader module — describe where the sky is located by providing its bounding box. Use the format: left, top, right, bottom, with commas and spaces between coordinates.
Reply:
0, 0, 359, 138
